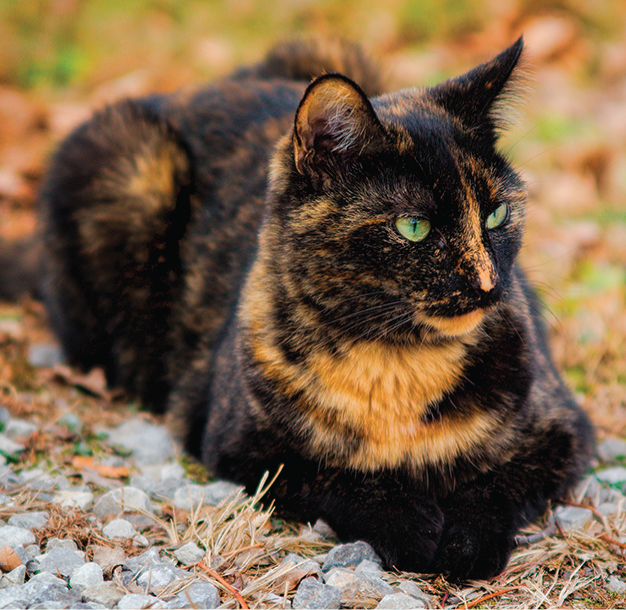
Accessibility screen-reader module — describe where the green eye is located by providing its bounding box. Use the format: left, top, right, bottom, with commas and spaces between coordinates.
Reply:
486, 203, 509, 230
395, 217, 431, 242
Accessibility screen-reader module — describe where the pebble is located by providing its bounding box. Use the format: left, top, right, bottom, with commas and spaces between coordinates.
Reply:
174, 541, 205, 565
7, 510, 49, 531
27, 343, 64, 368
0, 526, 36, 550
101, 518, 148, 546
70, 563, 104, 589
52, 489, 94, 510
596, 467, 626, 485
322, 541, 381, 571
396, 580, 432, 605
93, 486, 154, 525
177, 580, 220, 608
1, 564, 26, 587
4, 418, 38, 440
35, 546, 86, 577
81, 582, 126, 607
100, 418, 176, 466
554, 506, 594, 530
606, 575, 626, 594
598, 438, 626, 462
117, 593, 164, 609
292, 577, 342, 610
377, 592, 428, 609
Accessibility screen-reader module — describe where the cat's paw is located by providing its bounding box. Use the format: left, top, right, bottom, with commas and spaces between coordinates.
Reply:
431, 519, 515, 579
330, 500, 444, 573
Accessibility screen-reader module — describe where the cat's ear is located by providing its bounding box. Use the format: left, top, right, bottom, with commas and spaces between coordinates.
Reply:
428, 37, 525, 133
293, 74, 385, 178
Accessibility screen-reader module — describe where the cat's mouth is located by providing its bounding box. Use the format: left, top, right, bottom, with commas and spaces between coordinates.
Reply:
420, 308, 486, 337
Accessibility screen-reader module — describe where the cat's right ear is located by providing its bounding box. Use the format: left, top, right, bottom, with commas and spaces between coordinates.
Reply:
293, 74, 385, 180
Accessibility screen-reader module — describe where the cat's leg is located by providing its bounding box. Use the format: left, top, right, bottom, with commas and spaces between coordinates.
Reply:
430, 405, 593, 579
40, 99, 192, 411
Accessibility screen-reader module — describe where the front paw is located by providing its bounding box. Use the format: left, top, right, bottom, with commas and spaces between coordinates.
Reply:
431, 520, 515, 579
329, 500, 444, 573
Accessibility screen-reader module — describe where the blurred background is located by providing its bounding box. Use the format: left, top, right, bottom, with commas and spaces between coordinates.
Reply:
0, 0, 625, 435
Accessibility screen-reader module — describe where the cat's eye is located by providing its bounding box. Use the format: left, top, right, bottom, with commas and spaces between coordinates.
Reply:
395, 217, 431, 242
486, 203, 509, 230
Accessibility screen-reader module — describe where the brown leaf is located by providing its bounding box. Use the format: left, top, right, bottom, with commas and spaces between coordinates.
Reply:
72, 456, 131, 479
0, 546, 23, 572
51, 365, 112, 400
90, 545, 127, 579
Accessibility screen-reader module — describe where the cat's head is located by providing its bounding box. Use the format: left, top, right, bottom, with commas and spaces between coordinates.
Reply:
265, 39, 527, 342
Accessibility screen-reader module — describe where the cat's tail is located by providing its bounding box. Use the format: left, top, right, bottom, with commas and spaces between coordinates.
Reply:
231, 37, 389, 97
0, 234, 42, 301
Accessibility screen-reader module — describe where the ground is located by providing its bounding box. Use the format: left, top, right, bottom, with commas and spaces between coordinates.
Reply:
1, 0, 626, 607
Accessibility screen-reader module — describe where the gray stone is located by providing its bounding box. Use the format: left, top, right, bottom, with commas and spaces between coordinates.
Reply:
29, 602, 72, 609
28, 343, 64, 368
377, 592, 427, 609
279, 554, 322, 583
17, 468, 57, 491
14, 543, 39, 565
0, 433, 23, 457
607, 575, 626, 594
597, 502, 620, 516
396, 581, 432, 605
322, 541, 380, 571
127, 547, 162, 570
36, 547, 86, 577
354, 561, 393, 597
174, 542, 205, 565
46, 537, 78, 552
81, 582, 125, 608
135, 564, 187, 593
7, 510, 49, 531
173, 484, 207, 511
93, 487, 153, 520
183, 580, 220, 608
596, 467, 626, 485
323, 567, 361, 602
293, 577, 342, 609
100, 418, 175, 466
102, 518, 136, 539
0, 565, 25, 588
70, 562, 104, 589
22, 572, 77, 605
203, 481, 243, 505
573, 475, 601, 501
3, 419, 37, 440
160, 462, 185, 480
52, 489, 94, 510
117, 593, 164, 609
598, 438, 626, 462
0, 525, 36, 549
554, 506, 594, 530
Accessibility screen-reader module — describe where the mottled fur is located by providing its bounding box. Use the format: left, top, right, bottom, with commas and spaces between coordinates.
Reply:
18, 38, 593, 578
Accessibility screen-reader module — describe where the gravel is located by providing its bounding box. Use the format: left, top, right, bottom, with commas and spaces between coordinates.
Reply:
0, 405, 622, 609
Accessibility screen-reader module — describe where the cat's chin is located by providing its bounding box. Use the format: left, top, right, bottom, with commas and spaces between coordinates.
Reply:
421, 309, 485, 338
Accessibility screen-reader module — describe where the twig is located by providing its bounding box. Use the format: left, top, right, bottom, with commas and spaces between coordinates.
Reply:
515, 524, 557, 546
464, 587, 518, 608
598, 534, 626, 550
196, 560, 249, 609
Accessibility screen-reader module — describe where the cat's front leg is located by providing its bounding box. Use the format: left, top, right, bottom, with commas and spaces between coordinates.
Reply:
312, 471, 445, 572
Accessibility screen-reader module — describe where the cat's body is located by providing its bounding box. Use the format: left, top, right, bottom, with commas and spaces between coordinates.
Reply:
24, 38, 593, 578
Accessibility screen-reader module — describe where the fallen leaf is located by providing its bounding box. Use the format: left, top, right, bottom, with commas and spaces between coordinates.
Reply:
50, 365, 114, 400
0, 546, 22, 572
72, 455, 131, 479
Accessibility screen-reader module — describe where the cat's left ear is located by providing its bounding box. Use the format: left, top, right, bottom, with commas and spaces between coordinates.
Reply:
293, 74, 386, 179
428, 37, 525, 134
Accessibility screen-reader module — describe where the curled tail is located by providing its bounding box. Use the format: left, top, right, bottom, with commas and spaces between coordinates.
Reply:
231, 37, 389, 97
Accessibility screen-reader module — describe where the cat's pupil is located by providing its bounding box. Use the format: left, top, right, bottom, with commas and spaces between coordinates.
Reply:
396, 217, 431, 242
486, 203, 509, 230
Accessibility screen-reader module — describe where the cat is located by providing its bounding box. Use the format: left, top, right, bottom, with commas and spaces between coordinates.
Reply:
7, 37, 594, 579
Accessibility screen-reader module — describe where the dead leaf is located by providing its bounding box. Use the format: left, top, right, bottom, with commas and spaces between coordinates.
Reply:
0, 546, 23, 572
72, 455, 131, 479
50, 365, 114, 400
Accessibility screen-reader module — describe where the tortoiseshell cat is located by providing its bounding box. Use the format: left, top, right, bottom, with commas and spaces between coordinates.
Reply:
17, 38, 594, 578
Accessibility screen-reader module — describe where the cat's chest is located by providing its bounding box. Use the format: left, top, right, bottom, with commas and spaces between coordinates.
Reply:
299, 338, 502, 471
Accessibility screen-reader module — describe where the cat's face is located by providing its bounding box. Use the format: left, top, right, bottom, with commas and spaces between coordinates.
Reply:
266, 39, 527, 342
